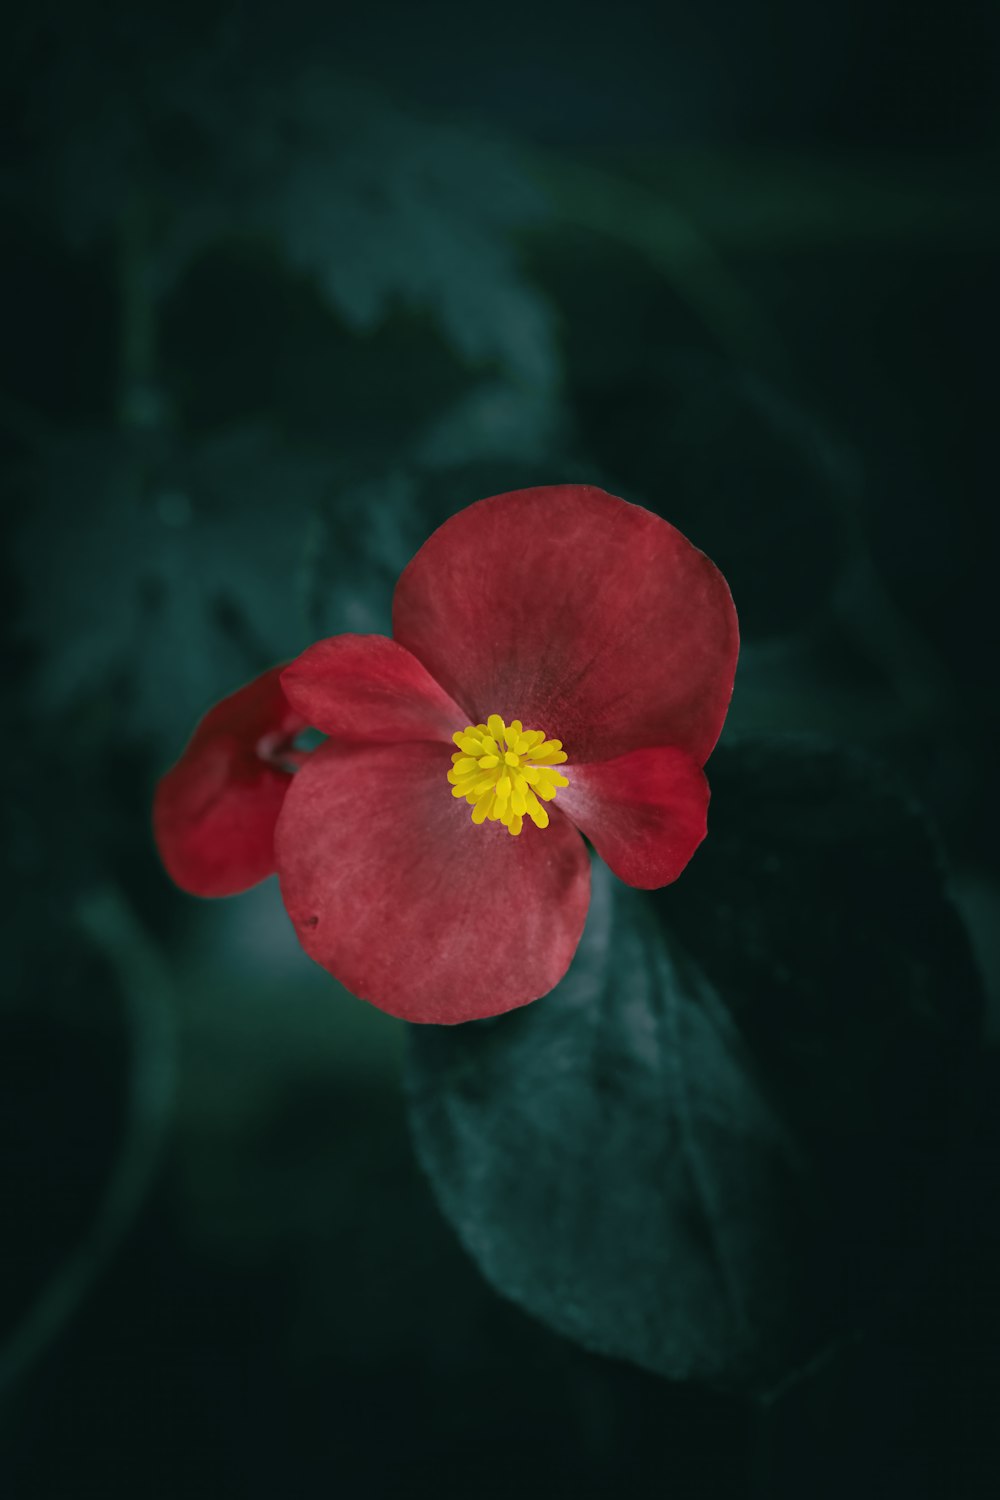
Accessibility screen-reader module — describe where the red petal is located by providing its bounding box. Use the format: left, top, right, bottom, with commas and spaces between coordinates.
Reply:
281, 634, 467, 744
153, 666, 307, 897
393, 485, 738, 766
274, 740, 591, 1023
559, 747, 709, 889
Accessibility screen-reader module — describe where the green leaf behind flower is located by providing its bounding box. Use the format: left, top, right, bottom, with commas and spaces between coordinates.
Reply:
407, 739, 982, 1388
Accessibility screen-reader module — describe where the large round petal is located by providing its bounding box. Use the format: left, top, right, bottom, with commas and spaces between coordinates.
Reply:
392, 485, 739, 766
558, 747, 709, 890
153, 666, 306, 897
275, 740, 591, 1023
281, 634, 467, 745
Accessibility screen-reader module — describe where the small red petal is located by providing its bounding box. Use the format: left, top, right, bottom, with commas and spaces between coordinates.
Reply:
281, 633, 467, 745
275, 740, 591, 1023
558, 747, 709, 889
392, 485, 738, 766
153, 665, 307, 898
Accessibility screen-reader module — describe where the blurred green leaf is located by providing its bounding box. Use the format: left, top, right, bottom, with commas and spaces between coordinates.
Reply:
160, 72, 558, 386
10, 43, 558, 388
13, 426, 339, 749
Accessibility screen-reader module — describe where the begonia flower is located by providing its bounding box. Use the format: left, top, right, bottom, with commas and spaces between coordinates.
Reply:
154, 485, 738, 1024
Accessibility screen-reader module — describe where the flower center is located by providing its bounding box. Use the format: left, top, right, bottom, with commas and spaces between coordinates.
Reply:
448, 714, 570, 837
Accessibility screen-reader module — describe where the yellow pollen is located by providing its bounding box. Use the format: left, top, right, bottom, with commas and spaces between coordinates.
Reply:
448, 714, 569, 837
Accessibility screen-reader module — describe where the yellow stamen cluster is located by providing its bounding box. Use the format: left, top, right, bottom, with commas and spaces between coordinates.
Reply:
448, 713, 570, 836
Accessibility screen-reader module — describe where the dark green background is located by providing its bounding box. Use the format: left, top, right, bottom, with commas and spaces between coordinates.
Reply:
2, 2, 998, 1495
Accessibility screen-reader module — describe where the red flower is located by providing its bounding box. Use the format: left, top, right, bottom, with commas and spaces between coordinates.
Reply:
154, 485, 738, 1023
